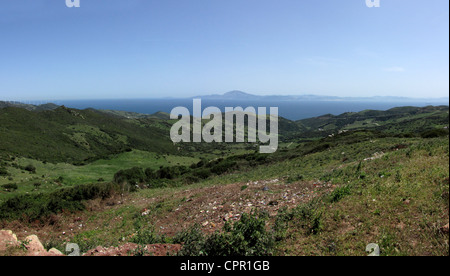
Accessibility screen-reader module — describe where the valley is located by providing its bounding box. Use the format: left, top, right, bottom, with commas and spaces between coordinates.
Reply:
0, 103, 448, 256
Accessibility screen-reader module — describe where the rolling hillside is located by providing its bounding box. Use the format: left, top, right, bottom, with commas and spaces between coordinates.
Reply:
0, 106, 177, 164
0, 103, 448, 256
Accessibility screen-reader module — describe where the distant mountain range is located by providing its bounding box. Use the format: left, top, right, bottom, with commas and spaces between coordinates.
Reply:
0, 101, 60, 111
194, 90, 449, 103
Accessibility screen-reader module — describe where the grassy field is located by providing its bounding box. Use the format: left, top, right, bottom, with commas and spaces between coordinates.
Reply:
0, 150, 200, 203
1, 134, 446, 256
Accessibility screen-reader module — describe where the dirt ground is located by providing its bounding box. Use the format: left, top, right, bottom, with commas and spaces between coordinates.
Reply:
138, 178, 335, 236
1, 178, 336, 255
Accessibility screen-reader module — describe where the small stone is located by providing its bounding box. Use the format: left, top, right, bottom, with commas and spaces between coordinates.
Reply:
48, 248, 64, 256
440, 223, 449, 234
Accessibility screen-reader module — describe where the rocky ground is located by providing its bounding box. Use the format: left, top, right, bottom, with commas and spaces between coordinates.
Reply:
1, 177, 335, 256
2, 176, 448, 256
142, 178, 335, 236
0, 230, 64, 256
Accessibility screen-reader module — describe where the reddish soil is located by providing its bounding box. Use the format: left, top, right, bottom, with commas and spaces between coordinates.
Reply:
1, 178, 335, 256
138, 178, 335, 236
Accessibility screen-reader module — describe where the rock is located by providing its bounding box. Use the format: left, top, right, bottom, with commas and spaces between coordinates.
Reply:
141, 209, 151, 216
48, 248, 64, 256
0, 230, 20, 252
24, 235, 47, 256
1, 230, 64, 256
223, 213, 234, 221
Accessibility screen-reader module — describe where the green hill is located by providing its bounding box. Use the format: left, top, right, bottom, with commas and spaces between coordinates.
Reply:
0, 101, 59, 112
0, 106, 177, 164
0, 103, 448, 256
295, 105, 449, 139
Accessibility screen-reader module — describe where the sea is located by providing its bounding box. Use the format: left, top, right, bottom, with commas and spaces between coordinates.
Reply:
48, 98, 449, 121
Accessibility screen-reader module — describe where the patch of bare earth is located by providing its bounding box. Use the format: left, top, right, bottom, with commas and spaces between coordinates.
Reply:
138, 178, 335, 236
1, 178, 336, 255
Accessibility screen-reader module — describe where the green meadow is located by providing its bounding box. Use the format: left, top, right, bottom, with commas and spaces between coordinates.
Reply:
0, 150, 200, 202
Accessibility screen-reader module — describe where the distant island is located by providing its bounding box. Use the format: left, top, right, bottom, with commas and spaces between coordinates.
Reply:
193, 90, 449, 103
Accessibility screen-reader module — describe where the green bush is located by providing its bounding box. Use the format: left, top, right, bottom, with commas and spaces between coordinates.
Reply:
114, 167, 146, 191
328, 184, 352, 203
211, 161, 237, 175
156, 166, 190, 180
144, 168, 156, 179
291, 198, 324, 235
24, 164, 36, 173
0, 167, 9, 176
2, 183, 18, 191
0, 182, 118, 221
420, 128, 449, 139
192, 168, 212, 180
131, 221, 168, 245
175, 212, 275, 256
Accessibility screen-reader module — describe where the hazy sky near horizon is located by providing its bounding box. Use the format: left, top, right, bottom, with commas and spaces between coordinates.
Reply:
0, 0, 448, 100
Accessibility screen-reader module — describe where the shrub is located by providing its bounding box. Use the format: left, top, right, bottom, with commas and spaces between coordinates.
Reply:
144, 168, 156, 179
24, 164, 36, 173
192, 168, 212, 180
328, 184, 352, 203
156, 166, 190, 180
131, 225, 167, 245
420, 128, 449, 138
175, 212, 275, 256
0, 167, 9, 176
0, 182, 118, 221
211, 161, 237, 175
2, 183, 18, 191
292, 198, 324, 235
173, 224, 206, 256
114, 167, 146, 191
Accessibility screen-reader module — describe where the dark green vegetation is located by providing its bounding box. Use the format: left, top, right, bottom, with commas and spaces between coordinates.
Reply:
0, 106, 178, 164
0, 182, 118, 221
0, 103, 448, 256
295, 105, 449, 138
174, 212, 274, 256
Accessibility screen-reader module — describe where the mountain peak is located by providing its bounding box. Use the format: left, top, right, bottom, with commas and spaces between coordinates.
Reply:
223, 90, 252, 96
194, 90, 258, 100
221, 91, 258, 99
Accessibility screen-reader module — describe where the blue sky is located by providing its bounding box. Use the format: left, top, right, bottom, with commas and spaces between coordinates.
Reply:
0, 0, 448, 100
